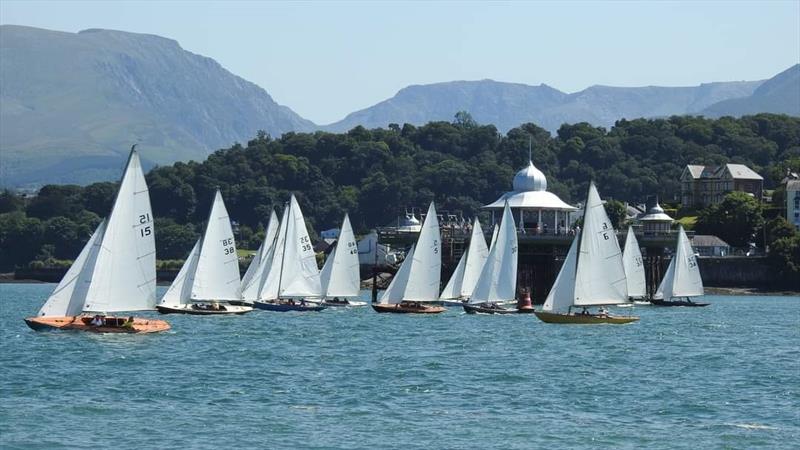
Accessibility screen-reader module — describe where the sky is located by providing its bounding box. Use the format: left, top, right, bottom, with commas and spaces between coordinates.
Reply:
1, 0, 798, 124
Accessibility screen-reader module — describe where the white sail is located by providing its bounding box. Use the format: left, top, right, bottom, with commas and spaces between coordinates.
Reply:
470, 202, 518, 303
460, 218, 490, 298
654, 257, 675, 300
666, 225, 704, 299
622, 227, 647, 299
83, 150, 156, 313
379, 245, 415, 304
439, 251, 467, 300
542, 236, 578, 313
489, 224, 499, 250
400, 202, 442, 302
573, 183, 629, 306
259, 206, 289, 301
241, 211, 279, 301
240, 210, 277, 291
159, 239, 201, 306
189, 190, 241, 301
278, 195, 322, 298
319, 246, 336, 295
321, 214, 360, 298
38, 220, 107, 317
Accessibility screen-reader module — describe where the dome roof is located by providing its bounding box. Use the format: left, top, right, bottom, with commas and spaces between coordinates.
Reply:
512, 161, 547, 192
639, 202, 673, 222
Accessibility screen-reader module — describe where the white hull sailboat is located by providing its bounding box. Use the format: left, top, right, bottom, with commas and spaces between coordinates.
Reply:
25, 147, 170, 333
372, 202, 446, 314
440, 217, 489, 307
157, 189, 251, 315
253, 194, 326, 312
534, 182, 638, 324
320, 214, 366, 307
462, 201, 524, 314
651, 225, 708, 307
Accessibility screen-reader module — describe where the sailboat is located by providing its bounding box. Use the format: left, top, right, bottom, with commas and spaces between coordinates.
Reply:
439, 218, 489, 306
24, 147, 170, 333
534, 182, 639, 324
253, 195, 326, 312
156, 190, 251, 315
651, 225, 708, 307
463, 202, 521, 314
622, 226, 648, 306
372, 202, 446, 314
320, 214, 366, 307
237, 210, 280, 305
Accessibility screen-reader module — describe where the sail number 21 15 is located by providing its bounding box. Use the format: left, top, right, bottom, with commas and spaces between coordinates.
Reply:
138, 213, 152, 237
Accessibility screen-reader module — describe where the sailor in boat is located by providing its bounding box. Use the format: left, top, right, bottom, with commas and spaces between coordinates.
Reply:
91, 315, 105, 326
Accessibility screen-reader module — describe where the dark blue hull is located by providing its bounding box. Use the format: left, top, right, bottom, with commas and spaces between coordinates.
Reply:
252, 301, 327, 312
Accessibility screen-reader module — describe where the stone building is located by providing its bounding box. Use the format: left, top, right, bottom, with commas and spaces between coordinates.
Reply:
680, 164, 763, 208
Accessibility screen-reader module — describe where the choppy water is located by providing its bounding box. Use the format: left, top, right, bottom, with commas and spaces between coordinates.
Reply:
1, 283, 798, 449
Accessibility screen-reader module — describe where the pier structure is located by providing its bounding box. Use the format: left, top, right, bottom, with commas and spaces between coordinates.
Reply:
375, 158, 687, 303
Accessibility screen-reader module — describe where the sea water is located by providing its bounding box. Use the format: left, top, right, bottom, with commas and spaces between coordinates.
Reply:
0, 283, 797, 449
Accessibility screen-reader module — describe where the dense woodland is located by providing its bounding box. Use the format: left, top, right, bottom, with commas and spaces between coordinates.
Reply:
1, 113, 799, 277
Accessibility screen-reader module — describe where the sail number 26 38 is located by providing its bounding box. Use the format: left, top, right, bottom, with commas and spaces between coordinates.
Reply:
300, 236, 312, 252
138, 213, 152, 237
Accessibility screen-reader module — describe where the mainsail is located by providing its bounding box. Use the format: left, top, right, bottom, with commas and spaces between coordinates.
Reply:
378, 202, 441, 304
622, 226, 647, 299
190, 190, 242, 301
470, 202, 518, 303
572, 183, 629, 306
82, 149, 157, 313
400, 202, 442, 302
655, 225, 704, 300
321, 214, 360, 298
279, 195, 322, 298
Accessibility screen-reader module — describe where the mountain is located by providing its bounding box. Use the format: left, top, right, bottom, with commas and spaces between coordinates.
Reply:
0, 25, 315, 188
325, 78, 765, 133
702, 64, 800, 117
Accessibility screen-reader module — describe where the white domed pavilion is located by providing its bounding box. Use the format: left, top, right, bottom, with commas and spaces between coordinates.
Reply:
484, 160, 577, 234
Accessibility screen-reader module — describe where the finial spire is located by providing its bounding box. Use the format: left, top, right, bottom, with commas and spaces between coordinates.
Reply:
528, 136, 532, 162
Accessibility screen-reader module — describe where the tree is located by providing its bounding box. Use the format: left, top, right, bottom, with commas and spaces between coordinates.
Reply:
603, 199, 627, 229
695, 192, 764, 248
453, 111, 477, 128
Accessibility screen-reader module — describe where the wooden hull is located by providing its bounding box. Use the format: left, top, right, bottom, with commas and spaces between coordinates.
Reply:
24, 316, 170, 333
253, 301, 327, 312
650, 299, 709, 307
371, 303, 446, 314
156, 304, 253, 315
462, 303, 517, 314
533, 311, 639, 324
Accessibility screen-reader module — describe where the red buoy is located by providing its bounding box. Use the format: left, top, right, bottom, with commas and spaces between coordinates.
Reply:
517, 288, 535, 313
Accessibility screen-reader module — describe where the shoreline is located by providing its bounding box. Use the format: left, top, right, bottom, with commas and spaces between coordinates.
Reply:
3, 273, 797, 296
